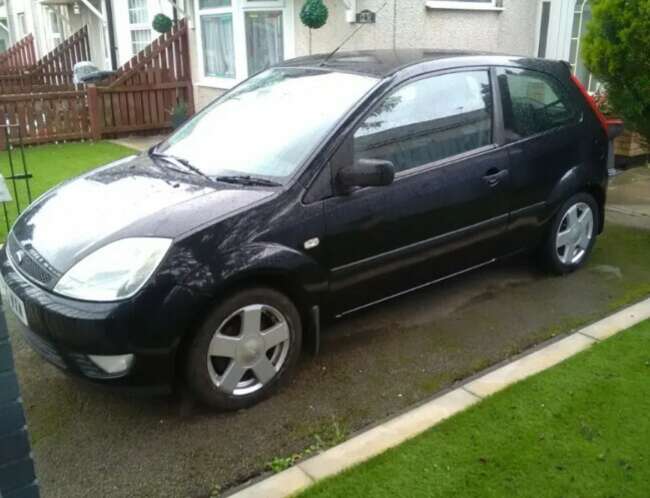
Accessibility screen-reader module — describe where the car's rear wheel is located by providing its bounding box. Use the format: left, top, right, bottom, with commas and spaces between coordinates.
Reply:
540, 192, 599, 274
185, 287, 302, 411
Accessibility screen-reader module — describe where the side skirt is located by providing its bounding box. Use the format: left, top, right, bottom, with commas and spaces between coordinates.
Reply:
334, 258, 497, 319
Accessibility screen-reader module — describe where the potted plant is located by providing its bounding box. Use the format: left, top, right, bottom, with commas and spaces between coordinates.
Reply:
169, 101, 189, 129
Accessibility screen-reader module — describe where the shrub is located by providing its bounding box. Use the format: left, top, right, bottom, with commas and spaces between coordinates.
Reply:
581, 0, 650, 140
152, 13, 173, 34
300, 0, 329, 30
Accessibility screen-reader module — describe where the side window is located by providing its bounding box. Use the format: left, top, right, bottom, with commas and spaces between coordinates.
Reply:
354, 71, 493, 175
498, 68, 579, 141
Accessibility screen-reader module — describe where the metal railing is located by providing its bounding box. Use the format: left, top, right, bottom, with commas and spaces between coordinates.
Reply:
1, 121, 33, 234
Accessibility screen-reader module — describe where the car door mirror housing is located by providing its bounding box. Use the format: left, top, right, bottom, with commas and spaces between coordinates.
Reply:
337, 159, 395, 191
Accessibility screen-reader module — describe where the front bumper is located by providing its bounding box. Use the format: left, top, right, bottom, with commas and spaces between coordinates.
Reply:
0, 246, 206, 390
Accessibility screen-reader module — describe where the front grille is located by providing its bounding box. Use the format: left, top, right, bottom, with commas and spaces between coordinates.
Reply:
7, 235, 57, 285
21, 327, 67, 370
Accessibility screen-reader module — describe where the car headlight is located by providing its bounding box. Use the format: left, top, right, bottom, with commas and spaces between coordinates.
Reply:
54, 238, 172, 302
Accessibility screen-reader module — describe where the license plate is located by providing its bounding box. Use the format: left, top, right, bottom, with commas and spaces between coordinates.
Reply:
0, 272, 28, 327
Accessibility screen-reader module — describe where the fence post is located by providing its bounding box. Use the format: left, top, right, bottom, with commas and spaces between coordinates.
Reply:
87, 84, 102, 141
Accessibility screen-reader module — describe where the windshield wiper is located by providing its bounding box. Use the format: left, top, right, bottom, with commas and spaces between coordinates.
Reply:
149, 150, 217, 185
215, 175, 281, 187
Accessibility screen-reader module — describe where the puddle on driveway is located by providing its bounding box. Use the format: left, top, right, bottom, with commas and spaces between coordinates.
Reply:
8, 218, 650, 498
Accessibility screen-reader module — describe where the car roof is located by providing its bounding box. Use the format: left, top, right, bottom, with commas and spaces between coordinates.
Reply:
278, 49, 567, 79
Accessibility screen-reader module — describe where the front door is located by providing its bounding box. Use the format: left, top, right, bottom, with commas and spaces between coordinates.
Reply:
323, 69, 511, 315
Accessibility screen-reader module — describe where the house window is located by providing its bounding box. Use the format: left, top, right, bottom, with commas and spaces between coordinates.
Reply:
16, 13, 27, 37
245, 11, 283, 75
128, 0, 152, 56
49, 8, 64, 46
201, 13, 235, 77
128, 0, 149, 24
196, 0, 293, 88
570, 0, 600, 93
131, 29, 152, 54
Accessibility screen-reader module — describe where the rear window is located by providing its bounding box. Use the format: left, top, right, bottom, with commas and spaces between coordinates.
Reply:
497, 68, 580, 142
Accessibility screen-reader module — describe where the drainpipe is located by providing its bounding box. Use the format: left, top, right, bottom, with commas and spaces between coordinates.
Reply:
103, 0, 117, 70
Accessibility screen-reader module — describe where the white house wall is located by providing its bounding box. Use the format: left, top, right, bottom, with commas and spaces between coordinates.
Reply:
192, 0, 540, 109
293, 0, 538, 56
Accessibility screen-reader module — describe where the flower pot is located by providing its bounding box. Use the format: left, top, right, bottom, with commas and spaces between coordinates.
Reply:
614, 129, 649, 158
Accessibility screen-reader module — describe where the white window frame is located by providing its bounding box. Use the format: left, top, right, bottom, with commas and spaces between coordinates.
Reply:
425, 0, 504, 12
128, 0, 152, 57
195, 0, 294, 89
569, 0, 600, 93
16, 12, 27, 37
48, 7, 64, 47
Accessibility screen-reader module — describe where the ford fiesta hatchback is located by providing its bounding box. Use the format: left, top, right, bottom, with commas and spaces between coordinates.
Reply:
0, 50, 622, 410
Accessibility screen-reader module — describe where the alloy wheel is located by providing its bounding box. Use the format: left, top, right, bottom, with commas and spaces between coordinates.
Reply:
555, 201, 594, 265
207, 304, 290, 396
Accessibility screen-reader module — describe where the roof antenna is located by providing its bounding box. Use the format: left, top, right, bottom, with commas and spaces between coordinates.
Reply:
320, 2, 389, 67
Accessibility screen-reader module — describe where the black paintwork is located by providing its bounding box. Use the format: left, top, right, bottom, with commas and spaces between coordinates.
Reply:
0, 51, 609, 388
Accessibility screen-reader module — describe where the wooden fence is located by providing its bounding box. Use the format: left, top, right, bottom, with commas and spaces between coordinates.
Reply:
31, 26, 91, 88
0, 34, 37, 70
0, 27, 90, 94
0, 20, 193, 148
0, 91, 89, 147
93, 19, 194, 137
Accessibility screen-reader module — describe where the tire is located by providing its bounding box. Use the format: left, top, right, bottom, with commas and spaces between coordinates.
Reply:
185, 287, 302, 411
540, 192, 599, 275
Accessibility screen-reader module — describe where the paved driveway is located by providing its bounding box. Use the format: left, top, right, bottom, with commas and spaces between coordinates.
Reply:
7, 166, 650, 498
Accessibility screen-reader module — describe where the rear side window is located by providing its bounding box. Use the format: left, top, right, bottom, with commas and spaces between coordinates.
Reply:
354, 70, 493, 175
498, 68, 579, 142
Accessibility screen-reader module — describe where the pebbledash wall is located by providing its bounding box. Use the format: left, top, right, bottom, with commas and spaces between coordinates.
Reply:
188, 0, 541, 110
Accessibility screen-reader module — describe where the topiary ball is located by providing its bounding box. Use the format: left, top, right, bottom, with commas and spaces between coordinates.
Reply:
152, 13, 173, 34
300, 0, 329, 30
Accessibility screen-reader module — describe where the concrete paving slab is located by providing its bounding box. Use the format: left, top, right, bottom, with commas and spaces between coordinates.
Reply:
463, 333, 596, 398
380, 388, 480, 445
110, 134, 166, 152
298, 425, 404, 482
226, 466, 313, 498
579, 298, 650, 341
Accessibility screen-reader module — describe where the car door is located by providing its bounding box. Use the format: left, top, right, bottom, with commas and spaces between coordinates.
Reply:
322, 69, 512, 316
495, 67, 586, 248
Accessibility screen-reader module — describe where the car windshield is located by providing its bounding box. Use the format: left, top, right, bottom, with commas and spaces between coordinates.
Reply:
157, 67, 378, 182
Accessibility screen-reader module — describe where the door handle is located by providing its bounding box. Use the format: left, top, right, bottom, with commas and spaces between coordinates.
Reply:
482, 169, 509, 187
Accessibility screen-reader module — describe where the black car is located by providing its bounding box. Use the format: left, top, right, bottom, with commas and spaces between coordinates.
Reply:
0, 50, 622, 410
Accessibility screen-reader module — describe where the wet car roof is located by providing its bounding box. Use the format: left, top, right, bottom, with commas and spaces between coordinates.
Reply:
278, 49, 566, 79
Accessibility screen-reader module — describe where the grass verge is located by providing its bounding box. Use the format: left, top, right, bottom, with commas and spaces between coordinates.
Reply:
298, 319, 650, 498
0, 141, 136, 240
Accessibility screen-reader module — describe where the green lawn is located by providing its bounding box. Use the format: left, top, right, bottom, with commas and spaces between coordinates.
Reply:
0, 141, 136, 240
299, 319, 650, 498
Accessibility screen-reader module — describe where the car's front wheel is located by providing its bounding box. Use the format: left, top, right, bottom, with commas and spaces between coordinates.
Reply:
540, 192, 599, 274
185, 287, 302, 411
